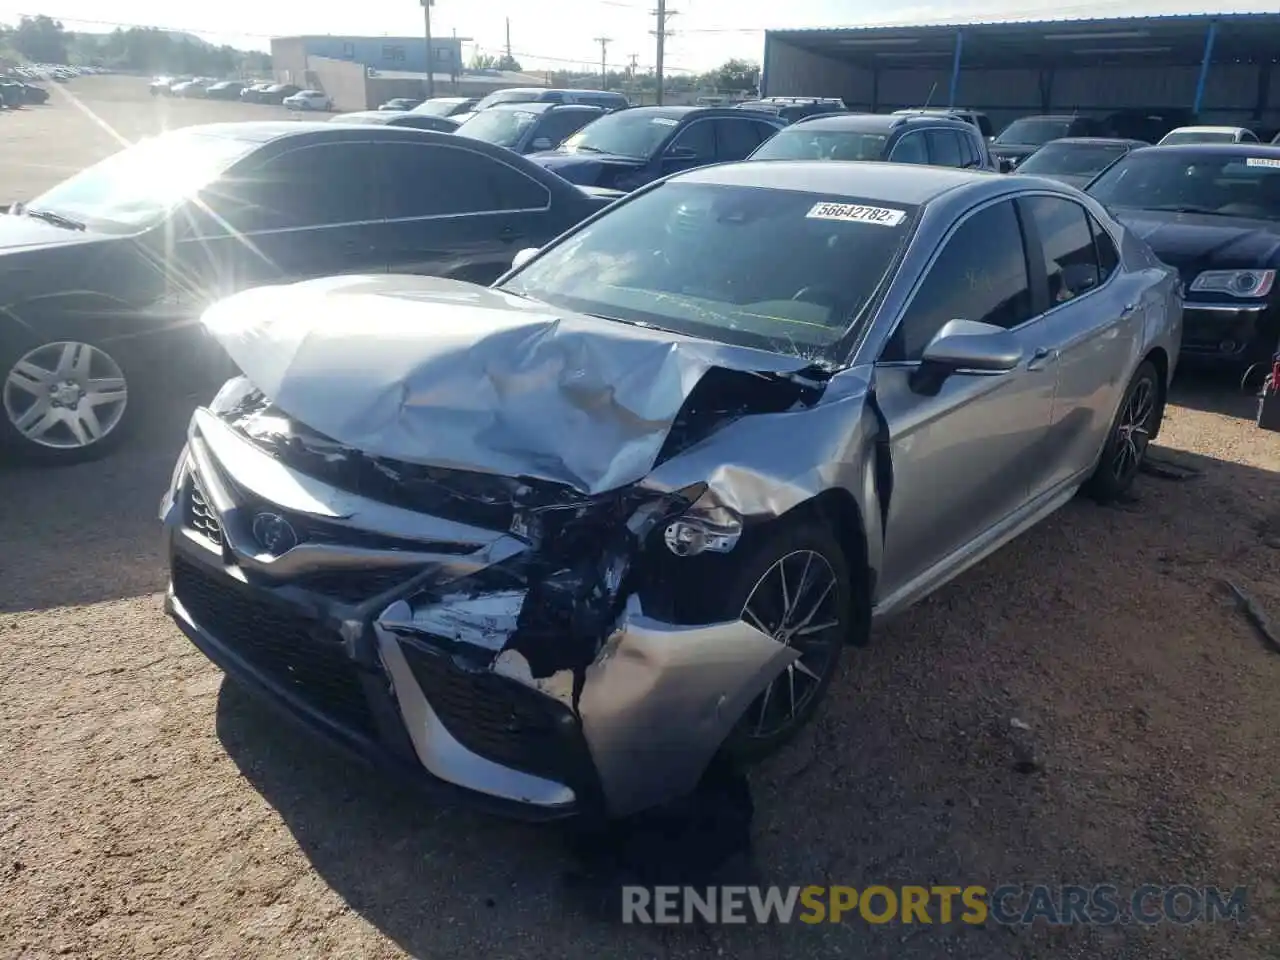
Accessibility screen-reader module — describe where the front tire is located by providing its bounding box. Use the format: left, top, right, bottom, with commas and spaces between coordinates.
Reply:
1084, 359, 1161, 502
714, 519, 859, 762
0, 337, 135, 466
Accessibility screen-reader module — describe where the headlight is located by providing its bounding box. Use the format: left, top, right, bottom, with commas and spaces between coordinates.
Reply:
663, 499, 743, 557
1190, 269, 1275, 298
208, 375, 254, 414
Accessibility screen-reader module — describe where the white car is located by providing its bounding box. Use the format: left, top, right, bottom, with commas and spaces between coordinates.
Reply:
283, 90, 333, 112
1158, 125, 1259, 146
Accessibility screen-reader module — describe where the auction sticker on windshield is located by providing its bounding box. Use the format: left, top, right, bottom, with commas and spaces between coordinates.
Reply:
1245, 157, 1280, 169
806, 202, 906, 227
652, 117, 679, 126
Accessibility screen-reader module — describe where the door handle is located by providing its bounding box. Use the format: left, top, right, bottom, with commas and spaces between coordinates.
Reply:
1120, 301, 1139, 317
1027, 346, 1059, 371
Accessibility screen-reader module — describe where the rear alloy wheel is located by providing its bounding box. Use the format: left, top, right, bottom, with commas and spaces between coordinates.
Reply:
2, 340, 131, 464
1085, 360, 1160, 502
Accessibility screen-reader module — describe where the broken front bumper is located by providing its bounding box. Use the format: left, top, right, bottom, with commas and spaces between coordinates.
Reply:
160, 410, 797, 820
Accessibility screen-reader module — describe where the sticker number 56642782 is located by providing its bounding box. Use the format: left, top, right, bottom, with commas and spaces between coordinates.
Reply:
806, 202, 907, 227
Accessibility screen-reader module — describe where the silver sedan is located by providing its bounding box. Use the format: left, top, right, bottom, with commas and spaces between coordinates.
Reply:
161, 161, 1182, 820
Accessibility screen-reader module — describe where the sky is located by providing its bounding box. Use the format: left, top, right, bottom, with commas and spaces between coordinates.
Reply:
1, 0, 1274, 73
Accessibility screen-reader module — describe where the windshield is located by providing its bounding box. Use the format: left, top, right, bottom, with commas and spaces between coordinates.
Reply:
751, 128, 888, 162
1160, 130, 1238, 145
455, 107, 541, 147
1087, 152, 1280, 219
25, 131, 258, 233
1017, 142, 1129, 177
559, 111, 679, 160
474, 89, 542, 111
500, 182, 917, 361
413, 98, 463, 117
996, 119, 1072, 146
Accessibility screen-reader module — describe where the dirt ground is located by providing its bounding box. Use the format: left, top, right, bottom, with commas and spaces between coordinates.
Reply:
2, 75, 1279, 960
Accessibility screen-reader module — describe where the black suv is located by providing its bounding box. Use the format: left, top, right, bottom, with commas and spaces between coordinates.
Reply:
735, 97, 848, 124
749, 112, 997, 171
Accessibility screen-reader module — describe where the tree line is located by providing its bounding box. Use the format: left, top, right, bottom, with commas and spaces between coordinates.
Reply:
0, 14, 270, 76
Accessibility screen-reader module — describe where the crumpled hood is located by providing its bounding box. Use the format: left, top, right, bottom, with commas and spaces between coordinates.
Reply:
1111, 207, 1280, 279
201, 274, 816, 495
527, 151, 645, 186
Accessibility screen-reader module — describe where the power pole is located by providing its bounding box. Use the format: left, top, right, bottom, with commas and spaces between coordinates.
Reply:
650, 2, 677, 105
593, 37, 611, 88
421, 0, 435, 99
505, 18, 513, 64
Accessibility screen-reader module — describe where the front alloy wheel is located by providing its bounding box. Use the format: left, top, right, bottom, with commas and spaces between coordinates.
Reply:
739, 549, 844, 742
3, 340, 129, 457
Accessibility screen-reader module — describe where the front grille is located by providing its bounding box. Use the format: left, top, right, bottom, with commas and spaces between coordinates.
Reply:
400, 644, 577, 785
172, 556, 376, 736
295, 568, 422, 605
186, 481, 223, 546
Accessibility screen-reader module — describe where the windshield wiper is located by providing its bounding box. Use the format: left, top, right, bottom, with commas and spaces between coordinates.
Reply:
571, 144, 606, 154
25, 208, 86, 231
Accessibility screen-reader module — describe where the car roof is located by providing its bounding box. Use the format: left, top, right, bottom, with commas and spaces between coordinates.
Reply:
1045, 137, 1148, 148
790, 112, 973, 133
893, 107, 986, 116
1129, 142, 1280, 158
174, 121, 382, 142
1165, 125, 1250, 135
673, 159, 1000, 206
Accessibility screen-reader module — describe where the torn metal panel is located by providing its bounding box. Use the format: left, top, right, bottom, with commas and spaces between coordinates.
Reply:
577, 598, 799, 818
383, 589, 527, 652
201, 274, 818, 495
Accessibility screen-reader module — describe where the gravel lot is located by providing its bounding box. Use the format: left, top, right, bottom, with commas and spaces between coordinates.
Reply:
2, 75, 1279, 960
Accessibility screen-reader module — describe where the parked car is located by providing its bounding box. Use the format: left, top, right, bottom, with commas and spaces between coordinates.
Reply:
0, 79, 48, 107
283, 90, 333, 111
1013, 137, 1148, 188
1157, 125, 1259, 146
891, 107, 994, 140
748, 113, 996, 171
472, 87, 630, 113
148, 76, 175, 96
180, 78, 219, 98
411, 96, 479, 118
1087, 143, 1280, 367
379, 97, 422, 111
1103, 109, 1197, 144
329, 110, 460, 133
527, 106, 784, 191
239, 82, 275, 103
161, 160, 1179, 822
454, 102, 604, 155
734, 97, 848, 124
991, 115, 1106, 170
204, 81, 245, 101
257, 83, 300, 105
0, 123, 618, 465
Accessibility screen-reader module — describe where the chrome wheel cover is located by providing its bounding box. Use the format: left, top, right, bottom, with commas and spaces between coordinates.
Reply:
3, 341, 128, 450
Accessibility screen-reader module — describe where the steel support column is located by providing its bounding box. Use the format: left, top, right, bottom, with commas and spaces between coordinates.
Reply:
1192, 20, 1218, 116
948, 29, 964, 107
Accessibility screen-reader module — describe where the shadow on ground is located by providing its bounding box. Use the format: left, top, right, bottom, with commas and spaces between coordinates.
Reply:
1170, 365, 1264, 421
212, 443, 1280, 959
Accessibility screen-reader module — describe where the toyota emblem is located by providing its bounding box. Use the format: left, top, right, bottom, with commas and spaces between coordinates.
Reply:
252, 512, 298, 555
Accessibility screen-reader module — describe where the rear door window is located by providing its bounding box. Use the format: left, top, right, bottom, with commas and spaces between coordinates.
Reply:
889, 132, 928, 164
925, 129, 964, 167
378, 142, 549, 218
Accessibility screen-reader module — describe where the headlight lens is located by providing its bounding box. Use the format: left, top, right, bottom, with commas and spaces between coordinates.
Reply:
663, 500, 743, 557
1190, 269, 1275, 298
208, 375, 254, 414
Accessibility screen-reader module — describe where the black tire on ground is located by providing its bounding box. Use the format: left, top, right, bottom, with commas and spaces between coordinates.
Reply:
0, 328, 139, 467
706, 517, 862, 763
1083, 359, 1162, 503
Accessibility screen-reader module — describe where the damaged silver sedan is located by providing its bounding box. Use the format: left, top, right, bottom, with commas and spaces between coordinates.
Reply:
160, 162, 1182, 820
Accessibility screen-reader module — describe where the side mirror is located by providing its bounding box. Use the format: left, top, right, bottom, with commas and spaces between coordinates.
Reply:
511, 247, 539, 270
910, 319, 1023, 394
529, 137, 553, 152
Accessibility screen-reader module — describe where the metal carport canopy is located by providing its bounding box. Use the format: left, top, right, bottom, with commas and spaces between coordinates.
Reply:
762, 4, 1280, 120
